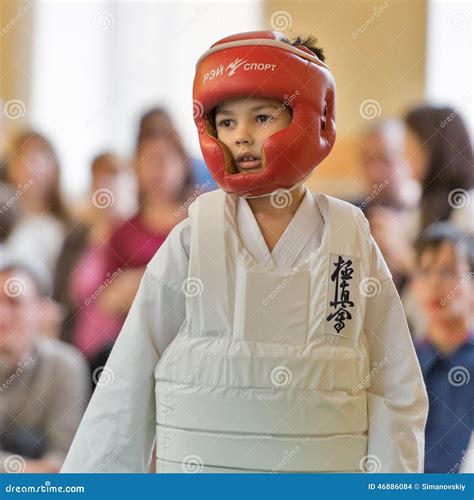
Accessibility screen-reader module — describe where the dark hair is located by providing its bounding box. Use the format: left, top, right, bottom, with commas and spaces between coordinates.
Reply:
136, 107, 195, 204
288, 34, 326, 62
414, 222, 474, 273
8, 130, 70, 224
137, 107, 173, 148
404, 105, 473, 231
90, 152, 123, 177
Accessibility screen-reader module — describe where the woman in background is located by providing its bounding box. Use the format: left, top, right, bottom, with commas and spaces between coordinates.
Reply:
54, 153, 131, 355
403, 105, 473, 236
5, 130, 69, 296
90, 130, 194, 376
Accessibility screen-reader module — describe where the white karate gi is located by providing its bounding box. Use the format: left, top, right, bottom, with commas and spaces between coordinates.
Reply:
61, 188, 428, 473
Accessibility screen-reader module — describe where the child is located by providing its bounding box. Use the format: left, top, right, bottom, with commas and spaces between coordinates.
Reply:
61, 31, 428, 473
411, 223, 473, 473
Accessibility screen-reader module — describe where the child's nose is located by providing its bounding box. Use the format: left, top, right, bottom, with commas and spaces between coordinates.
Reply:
234, 126, 254, 147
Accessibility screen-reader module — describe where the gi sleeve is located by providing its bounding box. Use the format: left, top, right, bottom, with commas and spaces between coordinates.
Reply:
60, 219, 190, 473
363, 232, 429, 472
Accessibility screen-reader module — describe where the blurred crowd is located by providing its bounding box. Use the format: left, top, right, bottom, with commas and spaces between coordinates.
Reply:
0, 103, 472, 473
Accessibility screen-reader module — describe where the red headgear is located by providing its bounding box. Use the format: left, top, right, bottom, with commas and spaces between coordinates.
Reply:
192, 30, 336, 198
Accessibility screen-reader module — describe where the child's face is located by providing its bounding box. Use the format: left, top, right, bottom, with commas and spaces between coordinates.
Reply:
412, 241, 473, 323
214, 97, 291, 174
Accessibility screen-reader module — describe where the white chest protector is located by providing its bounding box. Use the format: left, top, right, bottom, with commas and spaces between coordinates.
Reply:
154, 190, 373, 473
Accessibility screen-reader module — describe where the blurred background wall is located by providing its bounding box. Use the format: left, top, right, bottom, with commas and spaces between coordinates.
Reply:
0, 0, 472, 200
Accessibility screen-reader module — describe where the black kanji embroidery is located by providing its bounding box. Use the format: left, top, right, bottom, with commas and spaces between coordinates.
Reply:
326, 256, 355, 333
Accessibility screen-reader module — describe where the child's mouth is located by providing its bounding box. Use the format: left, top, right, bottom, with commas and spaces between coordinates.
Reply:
235, 154, 262, 172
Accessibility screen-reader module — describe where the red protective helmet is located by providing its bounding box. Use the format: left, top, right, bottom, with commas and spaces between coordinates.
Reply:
192, 30, 336, 198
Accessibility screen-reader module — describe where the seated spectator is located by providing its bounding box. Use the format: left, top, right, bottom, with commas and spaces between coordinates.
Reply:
53, 152, 131, 351
358, 119, 417, 211
403, 105, 473, 237
0, 262, 90, 473
0, 183, 19, 259
89, 132, 195, 377
411, 223, 474, 472
4, 130, 69, 292
137, 106, 217, 191
1, 183, 63, 339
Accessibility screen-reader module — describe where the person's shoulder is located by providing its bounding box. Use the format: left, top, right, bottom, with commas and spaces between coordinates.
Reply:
34, 336, 88, 371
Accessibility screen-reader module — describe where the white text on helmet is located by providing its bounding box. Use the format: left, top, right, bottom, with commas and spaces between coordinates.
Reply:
203, 59, 278, 84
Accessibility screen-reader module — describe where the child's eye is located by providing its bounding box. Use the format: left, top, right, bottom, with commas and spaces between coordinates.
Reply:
256, 114, 274, 124
217, 119, 233, 128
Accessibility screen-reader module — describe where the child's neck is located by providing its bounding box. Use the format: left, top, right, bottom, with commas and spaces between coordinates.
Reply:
246, 185, 306, 219
245, 185, 306, 254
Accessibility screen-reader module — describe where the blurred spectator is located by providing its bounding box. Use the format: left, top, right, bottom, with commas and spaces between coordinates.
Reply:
357, 120, 419, 293
0, 262, 90, 473
1, 182, 63, 339
365, 204, 414, 294
53, 153, 131, 352
0, 183, 19, 258
138, 106, 217, 191
411, 223, 473, 472
403, 105, 473, 237
358, 119, 418, 210
90, 131, 194, 375
4, 130, 69, 292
